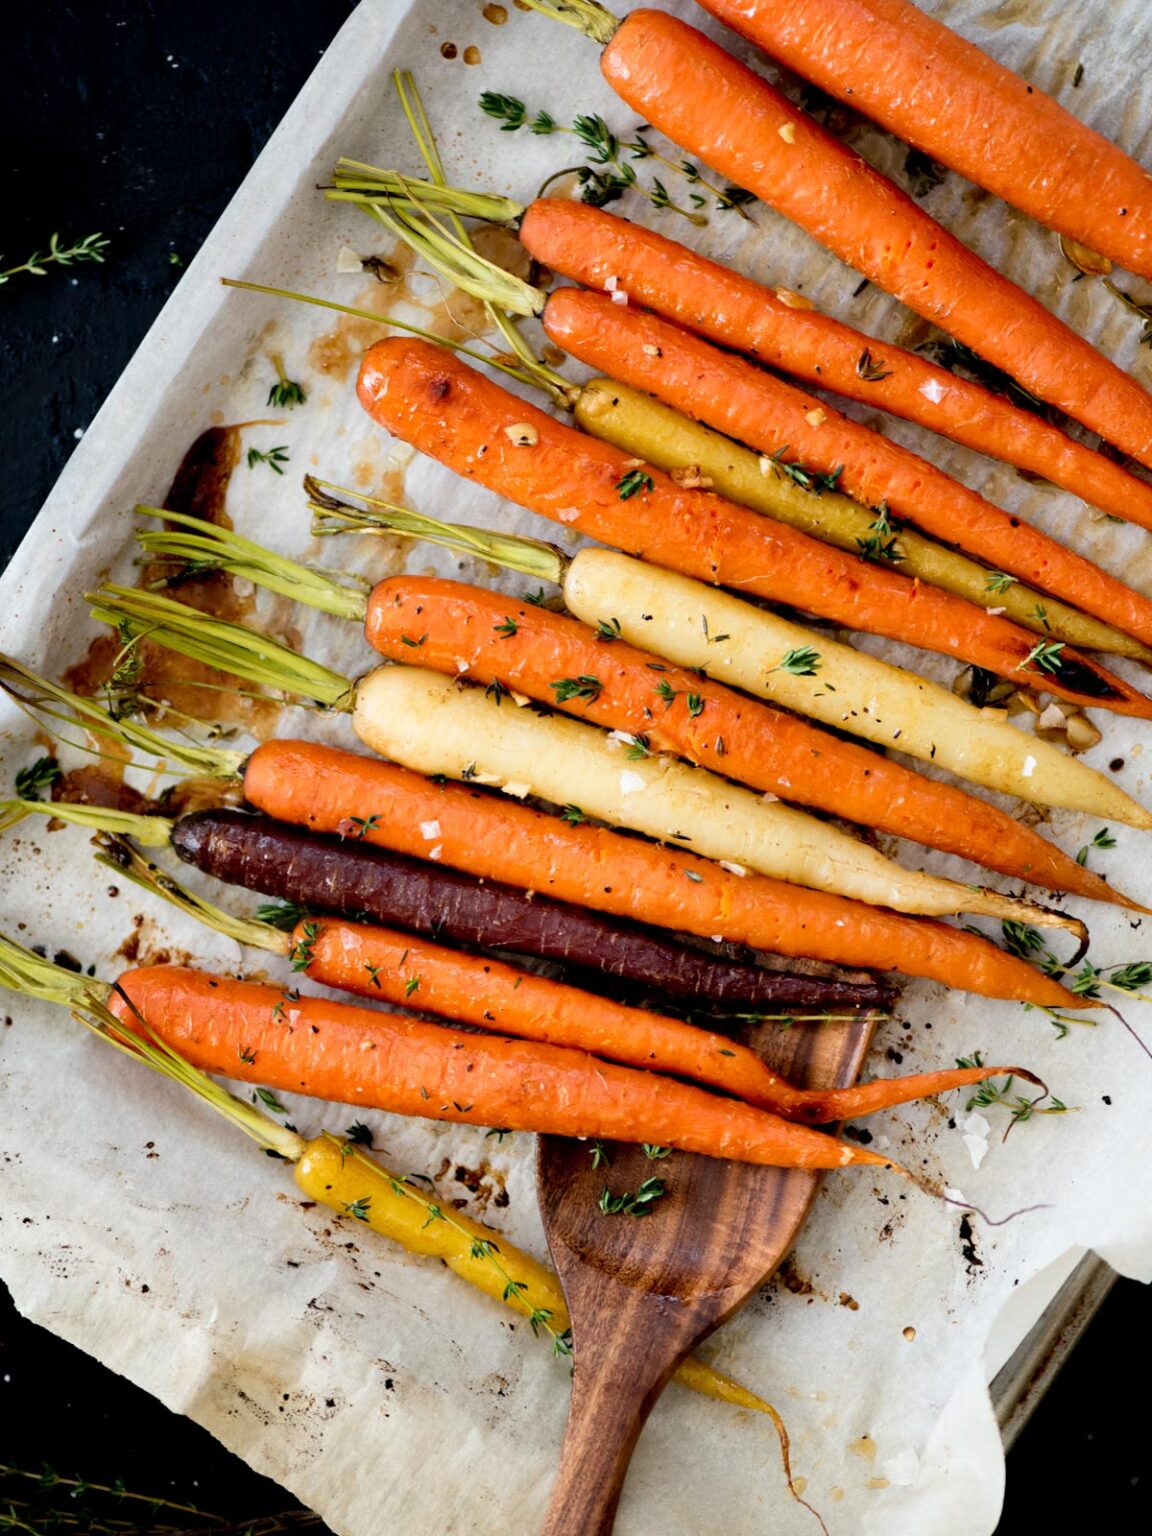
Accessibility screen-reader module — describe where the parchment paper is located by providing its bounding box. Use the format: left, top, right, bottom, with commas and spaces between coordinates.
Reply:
2, 2, 1151, 1532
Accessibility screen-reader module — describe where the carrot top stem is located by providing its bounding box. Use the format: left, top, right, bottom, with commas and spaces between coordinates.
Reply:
136, 507, 370, 621
0, 930, 305, 1160
330, 158, 526, 229
390, 68, 566, 389
0, 652, 245, 780
93, 832, 291, 958
345, 186, 548, 326
86, 585, 354, 711
514, 0, 619, 45
218, 278, 570, 404
329, 165, 523, 225
0, 797, 175, 847
306, 476, 569, 584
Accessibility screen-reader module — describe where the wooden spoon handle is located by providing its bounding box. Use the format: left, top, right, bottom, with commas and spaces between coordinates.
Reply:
540, 1337, 673, 1536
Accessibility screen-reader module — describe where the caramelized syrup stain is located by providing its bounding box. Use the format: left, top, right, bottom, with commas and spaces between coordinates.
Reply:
64, 425, 289, 749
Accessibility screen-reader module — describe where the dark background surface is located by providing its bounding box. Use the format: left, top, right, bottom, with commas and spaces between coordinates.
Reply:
1, 2, 1149, 1530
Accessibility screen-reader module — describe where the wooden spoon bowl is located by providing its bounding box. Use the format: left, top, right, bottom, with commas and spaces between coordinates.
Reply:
536, 1000, 879, 1536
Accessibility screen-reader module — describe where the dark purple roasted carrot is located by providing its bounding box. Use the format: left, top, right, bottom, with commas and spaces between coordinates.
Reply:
171, 810, 889, 1011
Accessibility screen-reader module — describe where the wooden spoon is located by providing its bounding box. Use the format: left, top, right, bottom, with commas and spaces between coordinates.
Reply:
536, 1001, 879, 1536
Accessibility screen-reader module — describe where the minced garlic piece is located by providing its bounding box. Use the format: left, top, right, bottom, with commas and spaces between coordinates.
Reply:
504, 423, 538, 447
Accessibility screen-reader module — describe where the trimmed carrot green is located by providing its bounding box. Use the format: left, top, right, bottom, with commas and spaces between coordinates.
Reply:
105, 964, 899, 1170
697, 0, 1152, 282
517, 198, 1152, 534
356, 338, 1152, 718
241, 738, 1086, 1008
543, 286, 1152, 653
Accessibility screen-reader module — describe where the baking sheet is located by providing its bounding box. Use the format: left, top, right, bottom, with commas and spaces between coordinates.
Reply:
2, 1, 1152, 1532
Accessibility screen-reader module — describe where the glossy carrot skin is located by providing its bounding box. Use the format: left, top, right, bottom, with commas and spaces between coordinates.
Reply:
172, 809, 889, 1010
241, 739, 1085, 1008
364, 574, 1129, 908
357, 337, 1149, 720
699, 0, 1152, 281
544, 286, 1152, 655
300, 914, 1037, 1125
107, 965, 892, 1170
518, 198, 1152, 534
597, 9, 1152, 469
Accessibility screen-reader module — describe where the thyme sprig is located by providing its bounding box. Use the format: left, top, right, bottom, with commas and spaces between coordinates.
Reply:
765, 446, 843, 495
767, 645, 822, 677
955, 1054, 1071, 1130
856, 347, 893, 382
856, 501, 904, 564
13, 756, 60, 801
1016, 638, 1065, 675
246, 444, 290, 475
1076, 827, 1117, 867
479, 91, 734, 223
598, 1175, 668, 1215
266, 355, 306, 410
1002, 920, 1152, 1012
550, 674, 603, 703
616, 467, 654, 499
916, 336, 1055, 420
0, 230, 109, 286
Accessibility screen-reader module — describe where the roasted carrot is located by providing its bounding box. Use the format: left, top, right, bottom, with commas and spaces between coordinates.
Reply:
360, 574, 1134, 908
515, 198, 1152, 533
357, 337, 1152, 718
4, 791, 886, 1012
544, 286, 1152, 652
0, 933, 840, 1458
131, 510, 1142, 908
171, 809, 889, 1011
82, 585, 1091, 933
92, 841, 1040, 1129
105, 963, 899, 1170
241, 738, 1085, 1008
332, 156, 1152, 534
519, 2, 1152, 468
575, 379, 1152, 663
289, 917, 1038, 1126
353, 663, 1083, 932
698, 0, 1152, 281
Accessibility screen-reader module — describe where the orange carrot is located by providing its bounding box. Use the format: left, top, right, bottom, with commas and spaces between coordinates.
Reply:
105, 964, 896, 1170
698, 0, 1152, 282
240, 738, 1086, 1009
357, 336, 1152, 720
518, 198, 1152, 533
571, 6, 1152, 468
297, 913, 1040, 1124
543, 286, 1152, 650
363, 572, 1135, 910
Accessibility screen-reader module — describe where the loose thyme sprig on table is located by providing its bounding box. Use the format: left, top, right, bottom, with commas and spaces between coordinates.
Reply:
479, 90, 748, 223
0, 231, 109, 287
